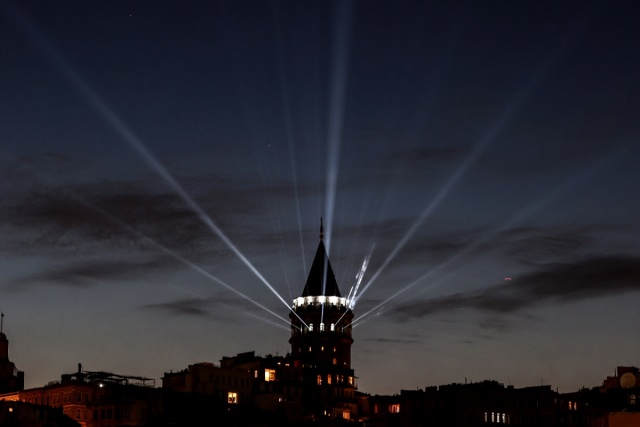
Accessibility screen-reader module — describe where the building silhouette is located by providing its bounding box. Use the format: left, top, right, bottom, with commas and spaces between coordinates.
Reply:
2, 364, 159, 426
0, 314, 24, 395
287, 218, 358, 419
162, 220, 360, 423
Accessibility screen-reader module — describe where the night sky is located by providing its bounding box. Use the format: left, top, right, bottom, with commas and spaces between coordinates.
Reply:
1, 1, 639, 395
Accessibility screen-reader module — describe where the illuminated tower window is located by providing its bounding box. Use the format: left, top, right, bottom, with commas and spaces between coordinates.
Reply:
320, 323, 325, 331
330, 323, 335, 331
228, 392, 237, 404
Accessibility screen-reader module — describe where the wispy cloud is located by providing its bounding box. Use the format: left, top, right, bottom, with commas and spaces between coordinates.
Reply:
364, 337, 421, 345
141, 294, 250, 319
390, 255, 640, 322
4, 254, 179, 291
0, 176, 309, 256
141, 297, 214, 317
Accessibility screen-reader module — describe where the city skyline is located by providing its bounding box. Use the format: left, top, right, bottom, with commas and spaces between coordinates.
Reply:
1, 1, 639, 396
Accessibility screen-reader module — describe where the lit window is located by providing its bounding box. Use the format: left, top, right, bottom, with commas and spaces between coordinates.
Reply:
265, 369, 276, 382
228, 392, 238, 404
333, 358, 337, 365
309, 346, 312, 352
348, 376, 353, 385
342, 410, 349, 420
317, 375, 322, 385
320, 323, 325, 331
389, 404, 400, 413
254, 370, 258, 378
327, 375, 332, 385
321, 346, 324, 351
309, 323, 313, 332
331, 323, 335, 331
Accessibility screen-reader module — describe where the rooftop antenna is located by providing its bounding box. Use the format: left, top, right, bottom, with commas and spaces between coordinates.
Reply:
1, 312, 3, 333
319, 217, 324, 241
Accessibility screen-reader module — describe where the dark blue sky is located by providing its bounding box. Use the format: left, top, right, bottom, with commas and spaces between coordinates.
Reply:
1, 0, 639, 395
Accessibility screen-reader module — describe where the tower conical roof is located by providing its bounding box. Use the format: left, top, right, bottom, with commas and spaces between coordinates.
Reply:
301, 221, 341, 298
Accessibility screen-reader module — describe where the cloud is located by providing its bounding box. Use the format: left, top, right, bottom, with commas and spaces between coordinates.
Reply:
387, 223, 611, 275
364, 337, 420, 345
390, 255, 640, 322
0, 173, 331, 295
141, 298, 213, 317
141, 294, 251, 319
2, 185, 201, 252
500, 226, 597, 265
0, 177, 307, 257
4, 254, 179, 291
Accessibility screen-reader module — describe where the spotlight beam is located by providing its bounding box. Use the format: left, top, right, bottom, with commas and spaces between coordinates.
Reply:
63, 190, 294, 327
11, 9, 310, 323
91, 94, 303, 320
271, 1, 307, 280
335, 252, 371, 327
321, 1, 353, 326
323, 0, 353, 254
351, 9, 591, 309
351, 140, 635, 328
